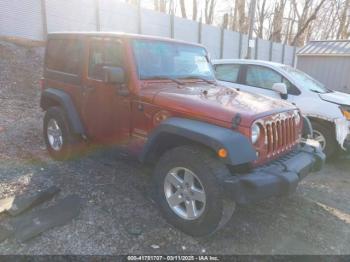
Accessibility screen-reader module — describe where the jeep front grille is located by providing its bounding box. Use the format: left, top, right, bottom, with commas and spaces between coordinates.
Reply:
265, 116, 298, 157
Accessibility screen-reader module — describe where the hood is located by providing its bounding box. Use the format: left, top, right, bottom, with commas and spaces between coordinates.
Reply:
319, 91, 350, 106
140, 82, 296, 127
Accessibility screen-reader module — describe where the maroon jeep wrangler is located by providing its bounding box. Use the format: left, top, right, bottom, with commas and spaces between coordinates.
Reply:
40, 32, 324, 236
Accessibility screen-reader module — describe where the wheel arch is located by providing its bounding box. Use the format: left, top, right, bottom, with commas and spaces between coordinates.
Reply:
139, 117, 257, 166
40, 88, 85, 136
307, 116, 336, 131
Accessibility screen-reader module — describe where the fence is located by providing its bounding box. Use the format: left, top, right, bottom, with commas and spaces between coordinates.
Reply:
0, 0, 297, 65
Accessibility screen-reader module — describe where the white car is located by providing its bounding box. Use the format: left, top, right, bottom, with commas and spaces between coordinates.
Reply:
212, 59, 350, 157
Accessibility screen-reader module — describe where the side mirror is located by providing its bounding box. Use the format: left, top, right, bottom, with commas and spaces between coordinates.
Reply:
103, 66, 125, 84
272, 83, 288, 99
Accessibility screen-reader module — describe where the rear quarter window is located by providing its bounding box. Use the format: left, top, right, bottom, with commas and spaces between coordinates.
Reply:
46, 39, 81, 75
214, 64, 240, 83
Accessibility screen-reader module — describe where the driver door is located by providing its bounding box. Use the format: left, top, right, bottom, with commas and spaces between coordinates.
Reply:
81, 37, 131, 144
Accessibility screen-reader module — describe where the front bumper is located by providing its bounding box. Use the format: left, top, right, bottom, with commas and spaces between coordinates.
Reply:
223, 143, 325, 204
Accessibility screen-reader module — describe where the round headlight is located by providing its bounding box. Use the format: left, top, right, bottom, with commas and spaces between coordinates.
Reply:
251, 123, 261, 144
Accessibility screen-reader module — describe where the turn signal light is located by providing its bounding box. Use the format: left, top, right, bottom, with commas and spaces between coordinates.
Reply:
218, 148, 228, 158
340, 106, 350, 120
342, 110, 350, 121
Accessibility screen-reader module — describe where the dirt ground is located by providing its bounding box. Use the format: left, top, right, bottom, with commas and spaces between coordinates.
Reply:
0, 40, 349, 255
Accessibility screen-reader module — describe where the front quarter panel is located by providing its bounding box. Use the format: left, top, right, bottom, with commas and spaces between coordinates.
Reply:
288, 91, 349, 147
287, 91, 344, 121
139, 117, 258, 166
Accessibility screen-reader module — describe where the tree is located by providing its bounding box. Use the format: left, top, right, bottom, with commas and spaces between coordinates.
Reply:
154, 0, 166, 12
269, 0, 287, 42
235, 0, 248, 33
337, 0, 350, 39
204, 0, 217, 24
192, 0, 198, 21
231, 1, 239, 31
256, 0, 268, 38
291, 0, 327, 46
222, 13, 229, 29
179, 0, 187, 18
145, 0, 349, 45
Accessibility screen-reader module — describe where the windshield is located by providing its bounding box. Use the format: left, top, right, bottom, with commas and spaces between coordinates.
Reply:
132, 39, 215, 81
280, 65, 331, 94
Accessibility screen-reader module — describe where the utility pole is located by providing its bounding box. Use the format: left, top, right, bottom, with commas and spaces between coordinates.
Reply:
246, 0, 257, 59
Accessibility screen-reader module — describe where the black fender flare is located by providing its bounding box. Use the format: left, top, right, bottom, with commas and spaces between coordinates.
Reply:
139, 117, 257, 166
40, 88, 85, 135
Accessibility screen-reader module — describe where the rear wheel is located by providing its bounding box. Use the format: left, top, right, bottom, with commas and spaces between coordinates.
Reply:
311, 121, 338, 158
43, 107, 82, 160
153, 145, 235, 237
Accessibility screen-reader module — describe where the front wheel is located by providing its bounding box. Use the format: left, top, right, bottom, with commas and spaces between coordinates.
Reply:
311, 121, 338, 158
153, 145, 235, 237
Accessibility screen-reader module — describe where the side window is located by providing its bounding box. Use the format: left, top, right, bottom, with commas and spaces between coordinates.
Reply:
215, 64, 240, 83
246, 65, 282, 89
46, 39, 81, 75
88, 40, 123, 80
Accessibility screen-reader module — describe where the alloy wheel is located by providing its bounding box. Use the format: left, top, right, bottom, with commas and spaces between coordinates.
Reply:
164, 167, 206, 220
47, 119, 63, 151
313, 130, 327, 151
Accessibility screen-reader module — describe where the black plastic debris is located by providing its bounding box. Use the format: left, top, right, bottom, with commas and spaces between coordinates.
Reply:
11, 195, 81, 242
0, 186, 60, 216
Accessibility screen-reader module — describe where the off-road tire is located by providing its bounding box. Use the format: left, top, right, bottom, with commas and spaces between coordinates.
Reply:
43, 106, 82, 161
311, 121, 338, 158
153, 145, 236, 237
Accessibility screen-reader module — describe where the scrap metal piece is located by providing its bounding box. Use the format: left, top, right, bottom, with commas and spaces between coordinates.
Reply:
11, 195, 81, 242
0, 186, 60, 216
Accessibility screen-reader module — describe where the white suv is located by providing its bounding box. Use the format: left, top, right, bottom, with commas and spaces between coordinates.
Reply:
212, 59, 350, 157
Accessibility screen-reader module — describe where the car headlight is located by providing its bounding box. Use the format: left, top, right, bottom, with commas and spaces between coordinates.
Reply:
251, 123, 261, 144
340, 106, 350, 121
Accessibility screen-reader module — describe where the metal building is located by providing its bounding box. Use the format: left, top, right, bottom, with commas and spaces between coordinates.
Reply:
297, 40, 350, 93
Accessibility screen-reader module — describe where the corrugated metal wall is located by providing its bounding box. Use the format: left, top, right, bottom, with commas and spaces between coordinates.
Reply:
0, 0, 296, 64
46, 0, 97, 32
99, 0, 138, 33
222, 30, 240, 58
284, 45, 295, 65
141, 8, 170, 37
0, 0, 43, 40
256, 39, 270, 61
297, 56, 350, 93
272, 43, 283, 63
201, 24, 221, 59
173, 17, 198, 43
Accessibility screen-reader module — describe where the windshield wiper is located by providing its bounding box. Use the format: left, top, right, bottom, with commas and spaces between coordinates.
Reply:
179, 75, 217, 85
142, 76, 185, 85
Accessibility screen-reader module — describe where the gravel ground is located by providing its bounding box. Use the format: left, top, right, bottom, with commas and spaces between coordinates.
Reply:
0, 40, 349, 255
